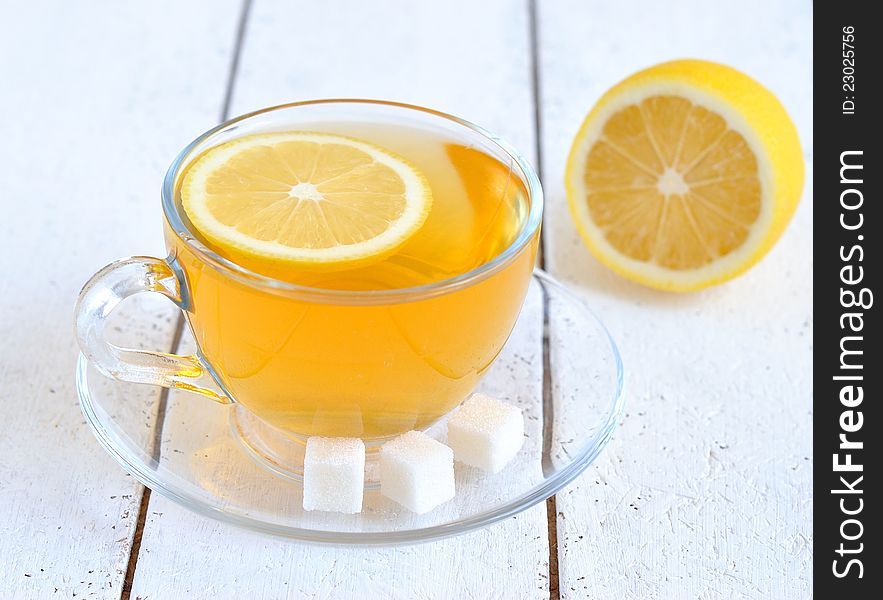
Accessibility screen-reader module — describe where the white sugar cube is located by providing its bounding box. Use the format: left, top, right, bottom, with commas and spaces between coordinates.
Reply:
380, 431, 455, 514
447, 393, 524, 473
302, 437, 365, 514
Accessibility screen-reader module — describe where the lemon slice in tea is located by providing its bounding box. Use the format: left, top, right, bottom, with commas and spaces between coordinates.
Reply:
181, 132, 433, 271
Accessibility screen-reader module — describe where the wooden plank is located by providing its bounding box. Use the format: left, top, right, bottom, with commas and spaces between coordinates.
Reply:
130, 0, 552, 597
535, 0, 813, 597
0, 2, 240, 597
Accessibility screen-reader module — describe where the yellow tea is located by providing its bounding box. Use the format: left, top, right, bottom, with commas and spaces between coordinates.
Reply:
167, 119, 539, 440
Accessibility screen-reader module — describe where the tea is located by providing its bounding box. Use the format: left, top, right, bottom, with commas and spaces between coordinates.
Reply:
167, 119, 538, 439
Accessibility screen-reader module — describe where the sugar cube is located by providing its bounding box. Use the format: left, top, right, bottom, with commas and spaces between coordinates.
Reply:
302, 437, 365, 514
380, 431, 455, 514
447, 393, 524, 473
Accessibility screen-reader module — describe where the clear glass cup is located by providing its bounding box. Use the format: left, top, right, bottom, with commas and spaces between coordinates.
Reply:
75, 100, 543, 444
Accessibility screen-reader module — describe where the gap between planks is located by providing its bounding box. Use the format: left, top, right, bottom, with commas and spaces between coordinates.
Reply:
119, 1, 254, 598
528, 0, 560, 597
120, 317, 184, 600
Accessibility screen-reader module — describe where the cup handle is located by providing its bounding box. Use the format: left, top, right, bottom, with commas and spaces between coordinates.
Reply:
75, 256, 231, 404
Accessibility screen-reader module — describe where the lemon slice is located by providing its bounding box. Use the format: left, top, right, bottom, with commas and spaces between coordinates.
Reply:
566, 60, 804, 291
181, 132, 432, 271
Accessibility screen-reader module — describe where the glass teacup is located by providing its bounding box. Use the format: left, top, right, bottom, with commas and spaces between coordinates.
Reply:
75, 100, 542, 443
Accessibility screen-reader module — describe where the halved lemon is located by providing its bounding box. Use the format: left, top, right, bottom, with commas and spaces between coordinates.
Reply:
566, 59, 804, 291
181, 132, 432, 271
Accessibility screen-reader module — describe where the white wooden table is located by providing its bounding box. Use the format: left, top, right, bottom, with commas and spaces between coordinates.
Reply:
0, 1, 812, 598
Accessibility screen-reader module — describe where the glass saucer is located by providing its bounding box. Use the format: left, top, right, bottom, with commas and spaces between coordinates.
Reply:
76, 270, 624, 544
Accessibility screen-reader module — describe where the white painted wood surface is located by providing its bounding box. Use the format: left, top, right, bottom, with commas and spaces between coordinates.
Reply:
0, 0, 813, 598
129, 1, 550, 599
0, 1, 240, 598
537, 1, 813, 598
